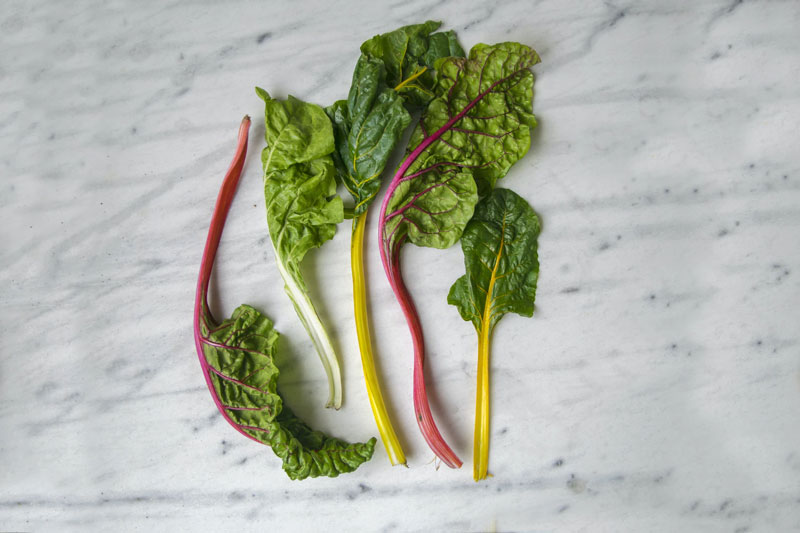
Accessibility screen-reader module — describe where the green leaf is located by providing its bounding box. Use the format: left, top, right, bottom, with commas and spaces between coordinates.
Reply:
447, 188, 540, 332
383, 41, 540, 251
383, 160, 478, 249
326, 56, 412, 216
407, 42, 540, 191
257, 90, 335, 171
258, 90, 344, 409
360, 20, 465, 106
199, 304, 376, 480
263, 156, 342, 284
326, 22, 464, 216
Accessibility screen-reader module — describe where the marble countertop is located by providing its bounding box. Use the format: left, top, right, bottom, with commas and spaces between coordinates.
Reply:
2, 1, 799, 531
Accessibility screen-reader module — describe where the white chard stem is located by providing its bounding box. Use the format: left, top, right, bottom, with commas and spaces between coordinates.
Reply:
272, 242, 343, 409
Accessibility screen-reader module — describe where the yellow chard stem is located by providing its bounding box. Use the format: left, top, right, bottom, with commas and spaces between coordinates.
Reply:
474, 322, 491, 481
475, 217, 506, 481
352, 212, 406, 466
393, 66, 427, 92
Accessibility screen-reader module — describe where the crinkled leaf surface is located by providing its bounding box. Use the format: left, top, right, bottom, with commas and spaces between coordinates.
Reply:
198, 304, 376, 480
258, 89, 344, 409
384, 162, 478, 249
447, 188, 540, 332
383, 42, 540, 251
326, 56, 411, 216
258, 89, 344, 285
360, 20, 465, 107
257, 88, 334, 171
326, 22, 464, 216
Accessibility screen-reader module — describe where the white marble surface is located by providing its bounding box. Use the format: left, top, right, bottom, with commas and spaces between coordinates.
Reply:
2, 1, 799, 531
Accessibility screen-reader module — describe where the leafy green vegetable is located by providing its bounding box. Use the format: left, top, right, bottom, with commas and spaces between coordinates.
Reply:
324, 22, 465, 466
194, 117, 374, 481
448, 188, 540, 329
447, 188, 540, 481
326, 57, 412, 217
327, 20, 464, 217
360, 20, 464, 106
200, 305, 376, 480
377, 42, 540, 468
257, 89, 345, 409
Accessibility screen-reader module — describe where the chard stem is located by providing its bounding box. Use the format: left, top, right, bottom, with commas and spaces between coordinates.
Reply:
193, 116, 260, 442
272, 241, 343, 409
390, 245, 462, 469
474, 324, 491, 481
352, 213, 406, 465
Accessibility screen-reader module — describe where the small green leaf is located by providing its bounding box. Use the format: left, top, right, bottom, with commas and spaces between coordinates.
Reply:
199, 305, 375, 480
447, 188, 540, 332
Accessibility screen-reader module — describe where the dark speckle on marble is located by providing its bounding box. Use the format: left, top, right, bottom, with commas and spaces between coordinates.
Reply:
35, 381, 58, 398
257, 32, 271, 44
567, 474, 587, 494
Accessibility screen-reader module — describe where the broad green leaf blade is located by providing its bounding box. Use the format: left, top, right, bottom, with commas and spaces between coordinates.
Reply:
383, 42, 540, 252
198, 304, 376, 480
360, 20, 465, 106
257, 89, 334, 171
447, 188, 540, 332
258, 91, 344, 409
326, 56, 412, 216
264, 157, 342, 283
327, 22, 464, 215
383, 163, 478, 249
406, 42, 539, 191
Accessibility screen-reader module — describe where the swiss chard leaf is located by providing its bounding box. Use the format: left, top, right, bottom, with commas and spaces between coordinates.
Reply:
257, 89, 345, 409
198, 304, 376, 480
447, 188, 540, 332
381, 42, 540, 254
193, 117, 374, 481
326, 56, 412, 216
446, 188, 540, 481
326, 21, 464, 216
361, 20, 464, 107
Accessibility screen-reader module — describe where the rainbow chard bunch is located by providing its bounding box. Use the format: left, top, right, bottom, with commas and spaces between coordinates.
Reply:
193, 21, 545, 482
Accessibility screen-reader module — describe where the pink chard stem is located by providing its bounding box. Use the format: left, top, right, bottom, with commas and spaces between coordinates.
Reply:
390, 241, 462, 469
193, 116, 260, 444
377, 71, 524, 468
